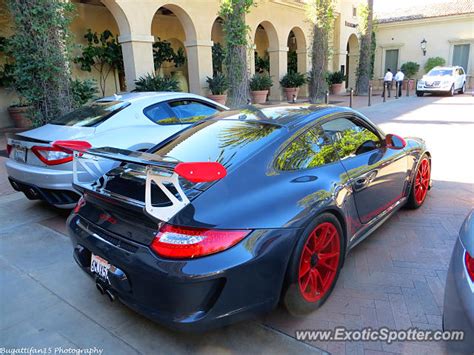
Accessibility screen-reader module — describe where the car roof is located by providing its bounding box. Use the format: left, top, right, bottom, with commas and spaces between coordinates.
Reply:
97, 92, 226, 106
208, 104, 356, 131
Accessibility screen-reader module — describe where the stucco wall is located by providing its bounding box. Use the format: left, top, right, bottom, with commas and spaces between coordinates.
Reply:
374, 14, 474, 84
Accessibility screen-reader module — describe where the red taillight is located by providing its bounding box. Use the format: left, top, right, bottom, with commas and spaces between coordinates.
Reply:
151, 224, 251, 259
465, 251, 474, 282
6, 143, 12, 157
73, 196, 86, 213
31, 145, 73, 165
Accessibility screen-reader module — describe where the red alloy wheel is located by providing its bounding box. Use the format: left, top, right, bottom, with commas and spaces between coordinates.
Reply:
298, 222, 341, 302
414, 158, 430, 204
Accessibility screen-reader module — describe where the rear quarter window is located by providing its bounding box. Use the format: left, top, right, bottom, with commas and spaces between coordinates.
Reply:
50, 101, 130, 127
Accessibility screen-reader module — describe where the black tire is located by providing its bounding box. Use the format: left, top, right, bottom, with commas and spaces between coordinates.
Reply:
416, 91, 424, 97
448, 85, 454, 96
460, 82, 466, 94
282, 213, 345, 315
406, 154, 431, 209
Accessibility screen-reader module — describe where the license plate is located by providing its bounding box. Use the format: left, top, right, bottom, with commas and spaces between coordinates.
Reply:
91, 254, 110, 279
13, 146, 27, 163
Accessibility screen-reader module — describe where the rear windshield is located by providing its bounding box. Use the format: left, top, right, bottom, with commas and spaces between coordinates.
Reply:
50, 101, 130, 127
427, 69, 452, 76
152, 119, 281, 169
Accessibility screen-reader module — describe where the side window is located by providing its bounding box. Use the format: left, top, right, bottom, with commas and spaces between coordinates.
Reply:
275, 125, 338, 171
321, 117, 381, 160
143, 103, 180, 125
168, 100, 219, 124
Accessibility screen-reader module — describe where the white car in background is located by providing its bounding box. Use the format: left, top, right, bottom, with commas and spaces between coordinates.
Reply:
416, 66, 467, 96
5, 92, 227, 208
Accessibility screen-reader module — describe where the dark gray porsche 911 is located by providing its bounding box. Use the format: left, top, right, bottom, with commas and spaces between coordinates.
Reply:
64, 104, 432, 331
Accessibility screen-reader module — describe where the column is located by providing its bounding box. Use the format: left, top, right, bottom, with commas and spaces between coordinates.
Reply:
268, 46, 288, 101
118, 34, 155, 91
184, 40, 213, 95
297, 48, 309, 97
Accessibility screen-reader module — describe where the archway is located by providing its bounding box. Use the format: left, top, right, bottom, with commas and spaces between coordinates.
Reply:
286, 27, 307, 74
346, 34, 360, 89
211, 17, 225, 75
71, 0, 125, 95
151, 5, 198, 92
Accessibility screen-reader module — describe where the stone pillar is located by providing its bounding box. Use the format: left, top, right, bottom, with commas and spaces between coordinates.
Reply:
297, 48, 309, 97
268, 46, 288, 101
118, 34, 155, 91
185, 40, 214, 96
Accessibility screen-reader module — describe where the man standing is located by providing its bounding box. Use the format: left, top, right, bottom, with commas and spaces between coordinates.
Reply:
382, 69, 393, 98
394, 68, 405, 97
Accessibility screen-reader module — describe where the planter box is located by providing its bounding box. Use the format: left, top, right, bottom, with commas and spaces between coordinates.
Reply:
250, 90, 268, 104
8, 106, 32, 129
207, 94, 227, 105
283, 87, 299, 102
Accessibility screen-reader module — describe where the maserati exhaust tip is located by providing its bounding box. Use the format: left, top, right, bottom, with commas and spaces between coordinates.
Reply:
105, 289, 116, 302
96, 282, 105, 295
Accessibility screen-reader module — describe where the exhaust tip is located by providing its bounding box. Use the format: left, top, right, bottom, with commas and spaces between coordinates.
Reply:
96, 282, 105, 295
105, 289, 116, 302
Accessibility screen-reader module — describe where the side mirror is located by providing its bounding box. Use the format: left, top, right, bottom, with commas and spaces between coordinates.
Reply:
385, 134, 406, 150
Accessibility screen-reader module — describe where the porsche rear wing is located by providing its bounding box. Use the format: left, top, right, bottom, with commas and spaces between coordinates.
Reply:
54, 142, 226, 222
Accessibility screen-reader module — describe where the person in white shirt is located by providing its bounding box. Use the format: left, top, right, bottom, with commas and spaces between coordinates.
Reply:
382, 69, 393, 98
394, 69, 405, 97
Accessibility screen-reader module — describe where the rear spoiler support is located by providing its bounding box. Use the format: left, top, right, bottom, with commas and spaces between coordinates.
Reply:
55, 141, 227, 223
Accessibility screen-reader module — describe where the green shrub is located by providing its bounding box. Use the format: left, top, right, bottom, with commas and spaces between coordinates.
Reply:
400, 62, 420, 78
327, 71, 345, 84
249, 73, 273, 91
424, 57, 446, 73
134, 73, 180, 92
206, 73, 228, 95
212, 42, 225, 75
280, 72, 306, 88
70, 79, 98, 108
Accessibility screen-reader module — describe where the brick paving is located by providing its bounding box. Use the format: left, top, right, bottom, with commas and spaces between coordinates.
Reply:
263, 94, 474, 354
1, 94, 473, 354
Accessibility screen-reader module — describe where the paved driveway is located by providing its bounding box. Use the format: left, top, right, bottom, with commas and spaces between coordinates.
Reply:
1, 94, 473, 355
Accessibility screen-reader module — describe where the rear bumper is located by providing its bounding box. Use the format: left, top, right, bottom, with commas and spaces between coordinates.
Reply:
5, 158, 74, 191
443, 238, 474, 352
67, 213, 298, 331
8, 177, 80, 206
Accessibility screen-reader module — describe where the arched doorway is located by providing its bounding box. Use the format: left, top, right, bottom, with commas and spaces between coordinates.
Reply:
71, 0, 124, 95
151, 5, 198, 92
211, 17, 225, 75
254, 24, 270, 74
346, 34, 359, 89
286, 27, 307, 74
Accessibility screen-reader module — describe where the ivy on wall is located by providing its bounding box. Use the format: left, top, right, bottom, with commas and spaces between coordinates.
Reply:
219, 0, 254, 108
7, 0, 76, 125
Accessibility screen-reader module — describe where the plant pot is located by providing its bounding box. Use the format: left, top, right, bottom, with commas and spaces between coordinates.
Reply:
250, 90, 268, 104
207, 94, 227, 105
283, 87, 300, 102
8, 106, 32, 128
329, 83, 343, 95
172, 70, 189, 92
401, 79, 415, 91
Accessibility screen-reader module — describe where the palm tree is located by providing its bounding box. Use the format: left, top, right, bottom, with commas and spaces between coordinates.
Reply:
307, 0, 334, 103
355, 0, 374, 96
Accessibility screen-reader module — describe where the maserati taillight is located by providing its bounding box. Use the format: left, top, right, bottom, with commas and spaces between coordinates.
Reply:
151, 224, 251, 259
31, 145, 73, 165
465, 251, 474, 282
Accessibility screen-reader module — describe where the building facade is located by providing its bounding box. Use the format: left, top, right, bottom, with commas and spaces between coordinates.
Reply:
374, 0, 474, 86
0, 0, 362, 128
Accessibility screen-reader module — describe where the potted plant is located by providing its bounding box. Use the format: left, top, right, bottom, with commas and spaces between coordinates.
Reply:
249, 73, 273, 104
134, 73, 180, 92
206, 73, 228, 105
400, 61, 420, 90
327, 71, 345, 94
280, 72, 306, 101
